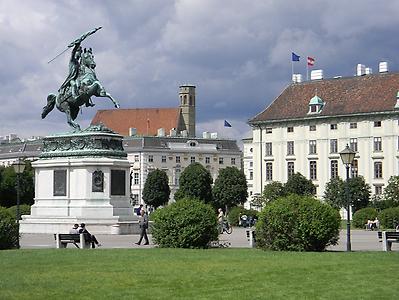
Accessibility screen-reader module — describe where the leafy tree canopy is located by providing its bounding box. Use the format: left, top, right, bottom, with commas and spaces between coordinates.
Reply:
383, 175, 399, 204
284, 173, 316, 197
174, 163, 213, 203
212, 166, 248, 210
323, 177, 345, 209
142, 169, 170, 208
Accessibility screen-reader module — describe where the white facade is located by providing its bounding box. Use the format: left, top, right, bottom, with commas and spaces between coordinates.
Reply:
125, 136, 242, 205
242, 138, 254, 209
251, 115, 399, 199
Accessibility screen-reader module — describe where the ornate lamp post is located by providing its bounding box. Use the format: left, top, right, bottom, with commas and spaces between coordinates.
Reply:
12, 158, 26, 249
339, 144, 356, 252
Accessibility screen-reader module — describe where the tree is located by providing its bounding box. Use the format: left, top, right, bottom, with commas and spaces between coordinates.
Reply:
0, 161, 34, 208
142, 169, 170, 208
346, 176, 371, 212
284, 173, 316, 196
212, 167, 248, 210
174, 163, 213, 203
383, 175, 399, 205
323, 177, 345, 209
262, 181, 286, 204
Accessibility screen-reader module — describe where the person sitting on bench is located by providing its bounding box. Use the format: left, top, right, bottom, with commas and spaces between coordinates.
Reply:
78, 223, 101, 248
69, 224, 79, 234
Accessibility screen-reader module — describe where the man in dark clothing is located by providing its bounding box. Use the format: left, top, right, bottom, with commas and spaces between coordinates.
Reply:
135, 209, 149, 245
78, 223, 101, 248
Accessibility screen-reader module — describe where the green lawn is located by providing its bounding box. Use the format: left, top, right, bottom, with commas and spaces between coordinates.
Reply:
0, 249, 398, 299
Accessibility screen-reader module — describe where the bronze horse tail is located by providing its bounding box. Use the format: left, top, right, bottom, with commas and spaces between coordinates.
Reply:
41, 93, 56, 119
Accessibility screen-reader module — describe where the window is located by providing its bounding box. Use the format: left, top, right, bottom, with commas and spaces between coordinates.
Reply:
176, 156, 181, 163
374, 162, 383, 179
330, 124, 337, 130
309, 161, 317, 180
350, 138, 358, 152
219, 157, 224, 165
309, 125, 316, 131
265, 142, 272, 156
249, 171, 253, 180
287, 162, 295, 177
266, 127, 272, 134
133, 173, 139, 185
148, 155, 153, 163
374, 137, 382, 152
350, 122, 357, 129
330, 139, 338, 153
231, 158, 236, 165
249, 161, 253, 167
134, 155, 139, 162
205, 157, 210, 164
191, 156, 196, 164
266, 163, 273, 181
398, 136, 399, 150
309, 140, 317, 154
374, 121, 381, 127
310, 105, 317, 113
249, 148, 253, 153
351, 160, 358, 177
287, 127, 294, 133
287, 141, 294, 155
330, 160, 338, 179
375, 186, 383, 195
161, 155, 166, 163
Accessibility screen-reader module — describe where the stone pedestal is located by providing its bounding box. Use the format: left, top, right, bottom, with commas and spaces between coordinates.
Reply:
20, 125, 137, 234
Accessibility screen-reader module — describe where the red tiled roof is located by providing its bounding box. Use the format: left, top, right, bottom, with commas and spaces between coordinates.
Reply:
91, 108, 180, 136
250, 73, 399, 124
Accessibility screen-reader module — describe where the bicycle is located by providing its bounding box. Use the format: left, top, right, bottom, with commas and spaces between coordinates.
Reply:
219, 219, 233, 234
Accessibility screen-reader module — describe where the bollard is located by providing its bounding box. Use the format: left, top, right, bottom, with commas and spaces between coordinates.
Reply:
246, 228, 256, 248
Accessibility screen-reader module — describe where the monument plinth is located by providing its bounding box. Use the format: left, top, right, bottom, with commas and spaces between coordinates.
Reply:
20, 125, 136, 234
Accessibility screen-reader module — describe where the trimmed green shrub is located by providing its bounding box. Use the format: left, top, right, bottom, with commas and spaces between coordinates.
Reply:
378, 207, 399, 229
352, 207, 378, 228
151, 198, 218, 248
0, 206, 19, 249
7, 204, 31, 219
256, 194, 340, 251
227, 206, 258, 226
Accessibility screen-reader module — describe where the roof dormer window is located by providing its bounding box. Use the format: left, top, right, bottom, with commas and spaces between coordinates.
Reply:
308, 95, 325, 115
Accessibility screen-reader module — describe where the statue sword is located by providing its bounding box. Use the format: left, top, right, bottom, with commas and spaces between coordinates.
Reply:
47, 27, 102, 64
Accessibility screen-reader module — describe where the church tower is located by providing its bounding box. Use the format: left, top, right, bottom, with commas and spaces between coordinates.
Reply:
178, 85, 196, 137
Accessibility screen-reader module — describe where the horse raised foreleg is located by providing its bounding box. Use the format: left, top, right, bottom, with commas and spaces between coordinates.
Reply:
102, 92, 120, 108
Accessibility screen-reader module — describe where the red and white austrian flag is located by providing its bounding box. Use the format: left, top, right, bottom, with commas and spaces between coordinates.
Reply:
307, 56, 315, 66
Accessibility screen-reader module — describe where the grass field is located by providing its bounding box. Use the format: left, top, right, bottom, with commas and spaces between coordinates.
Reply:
0, 248, 398, 299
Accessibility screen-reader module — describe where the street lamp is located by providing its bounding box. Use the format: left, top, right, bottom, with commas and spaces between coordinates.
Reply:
12, 158, 26, 249
339, 144, 356, 252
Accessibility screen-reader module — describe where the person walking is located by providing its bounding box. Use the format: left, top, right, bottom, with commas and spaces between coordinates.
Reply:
135, 209, 149, 245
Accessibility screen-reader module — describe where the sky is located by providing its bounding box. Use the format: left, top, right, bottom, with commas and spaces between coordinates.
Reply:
1, 0, 399, 142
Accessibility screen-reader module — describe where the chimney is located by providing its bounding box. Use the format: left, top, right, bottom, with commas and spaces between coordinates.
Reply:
356, 64, 366, 76
157, 128, 165, 137
379, 61, 389, 73
210, 132, 218, 139
365, 67, 373, 75
170, 128, 177, 137
310, 69, 323, 80
129, 128, 137, 136
202, 131, 211, 139
292, 74, 303, 83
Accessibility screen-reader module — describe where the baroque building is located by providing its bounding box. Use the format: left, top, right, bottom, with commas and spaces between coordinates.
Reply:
248, 66, 399, 200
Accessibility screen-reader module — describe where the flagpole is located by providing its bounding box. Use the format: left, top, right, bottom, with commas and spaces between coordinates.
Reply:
291, 60, 294, 82
306, 59, 309, 81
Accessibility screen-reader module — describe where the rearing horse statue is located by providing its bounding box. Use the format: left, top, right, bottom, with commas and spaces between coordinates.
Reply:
41, 27, 119, 131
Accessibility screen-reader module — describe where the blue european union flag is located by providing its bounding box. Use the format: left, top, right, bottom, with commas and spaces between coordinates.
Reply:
292, 52, 300, 62
224, 120, 232, 127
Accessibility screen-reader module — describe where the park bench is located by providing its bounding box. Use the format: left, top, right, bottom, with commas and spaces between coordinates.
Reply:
54, 233, 91, 249
377, 231, 399, 251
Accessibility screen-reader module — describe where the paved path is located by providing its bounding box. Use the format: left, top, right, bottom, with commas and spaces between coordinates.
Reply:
20, 228, 397, 251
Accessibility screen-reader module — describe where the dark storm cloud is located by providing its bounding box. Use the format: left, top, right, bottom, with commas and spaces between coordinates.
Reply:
1, 0, 399, 140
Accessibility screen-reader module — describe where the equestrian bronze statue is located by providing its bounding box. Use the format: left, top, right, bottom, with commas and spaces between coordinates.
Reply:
42, 27, 119, 131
